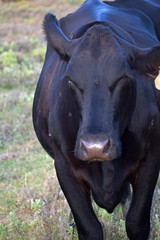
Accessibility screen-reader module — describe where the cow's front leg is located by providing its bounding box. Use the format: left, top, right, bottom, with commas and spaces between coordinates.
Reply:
121, 181, 131, 218
54, 151, 103, 240
126, 155, 159, 240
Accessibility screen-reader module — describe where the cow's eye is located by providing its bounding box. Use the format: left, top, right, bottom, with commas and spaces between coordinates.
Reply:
67, 78, 83, 94
109, 76, 131, 93
67, 79, 75, 87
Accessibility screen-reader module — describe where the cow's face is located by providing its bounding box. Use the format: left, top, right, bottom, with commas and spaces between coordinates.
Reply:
43, 13, 160, 161
64, 26, 135, 161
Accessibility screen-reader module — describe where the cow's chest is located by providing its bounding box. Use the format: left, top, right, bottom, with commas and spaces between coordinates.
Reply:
84, 161, 127, 213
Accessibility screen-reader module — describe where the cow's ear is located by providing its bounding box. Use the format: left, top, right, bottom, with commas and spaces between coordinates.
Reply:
132, 46, 160, 77
43, 13, 78, 60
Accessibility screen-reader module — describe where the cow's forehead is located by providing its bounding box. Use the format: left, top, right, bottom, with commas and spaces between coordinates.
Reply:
70, 26, 126, 68
66, 25, 131, 84
76, 25, 122, 55
68, 43, 128, 83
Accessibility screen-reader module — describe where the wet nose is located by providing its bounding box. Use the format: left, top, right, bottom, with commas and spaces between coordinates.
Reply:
80, 137, 111, 161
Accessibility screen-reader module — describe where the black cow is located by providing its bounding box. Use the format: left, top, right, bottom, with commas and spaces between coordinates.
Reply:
33, 0, 160, 239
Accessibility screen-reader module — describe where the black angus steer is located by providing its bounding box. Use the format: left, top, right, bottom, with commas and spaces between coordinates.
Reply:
33, 0, 160, 239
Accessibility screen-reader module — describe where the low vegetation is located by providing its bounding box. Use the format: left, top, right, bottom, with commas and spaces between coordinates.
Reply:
0, 0, 159, 239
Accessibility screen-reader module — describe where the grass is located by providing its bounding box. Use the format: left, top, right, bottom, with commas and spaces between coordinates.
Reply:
0, 0, 160, 239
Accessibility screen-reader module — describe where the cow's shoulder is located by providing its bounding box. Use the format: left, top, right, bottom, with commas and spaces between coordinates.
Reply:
59, 0, 102, 37
104, 0, 160, 40
59, 0, 158, 48
104, 0, 160, 8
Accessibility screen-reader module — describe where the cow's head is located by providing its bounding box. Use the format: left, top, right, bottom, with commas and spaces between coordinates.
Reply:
44, 13, 160, 161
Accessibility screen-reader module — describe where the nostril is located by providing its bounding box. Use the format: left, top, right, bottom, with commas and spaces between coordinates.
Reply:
76, 135, 120, 161
80, 139, 88, 156
80, 137, 111, 159
103, 138, 111, 154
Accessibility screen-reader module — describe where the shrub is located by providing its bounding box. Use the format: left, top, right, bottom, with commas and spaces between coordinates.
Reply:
0, 49, 17, 67
32, 46, 46, 62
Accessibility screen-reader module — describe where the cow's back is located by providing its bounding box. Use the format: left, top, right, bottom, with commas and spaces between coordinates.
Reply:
59, 0, 159, 48
104, 0, 160, 40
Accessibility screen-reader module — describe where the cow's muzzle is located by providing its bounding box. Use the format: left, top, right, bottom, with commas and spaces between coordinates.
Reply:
75, 134, 121, 161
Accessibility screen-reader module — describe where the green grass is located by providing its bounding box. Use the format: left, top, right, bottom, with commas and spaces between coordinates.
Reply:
0, 0, 160, 239
0, 1, 81, 239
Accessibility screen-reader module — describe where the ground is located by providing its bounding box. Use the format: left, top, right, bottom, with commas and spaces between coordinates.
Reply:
0, 0, 159, 239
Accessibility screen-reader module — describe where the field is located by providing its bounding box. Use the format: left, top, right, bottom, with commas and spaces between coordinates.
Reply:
0, 0, 160, 239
